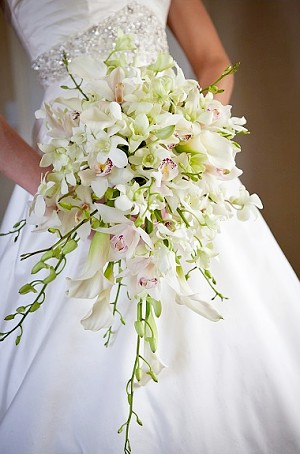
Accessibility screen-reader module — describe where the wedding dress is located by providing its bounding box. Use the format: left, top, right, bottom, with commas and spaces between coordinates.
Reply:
1, 1, 300, 453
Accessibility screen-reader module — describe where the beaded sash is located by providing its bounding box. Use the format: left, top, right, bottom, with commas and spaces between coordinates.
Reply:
32, 2, 169, 87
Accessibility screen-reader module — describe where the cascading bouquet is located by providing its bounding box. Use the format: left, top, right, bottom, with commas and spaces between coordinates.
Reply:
0, 33, 262, 453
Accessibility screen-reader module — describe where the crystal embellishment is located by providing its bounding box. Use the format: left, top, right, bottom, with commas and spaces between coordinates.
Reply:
32, 2, 169, 87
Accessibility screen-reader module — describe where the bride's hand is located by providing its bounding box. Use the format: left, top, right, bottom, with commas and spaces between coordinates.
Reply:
0, 114, 51, 195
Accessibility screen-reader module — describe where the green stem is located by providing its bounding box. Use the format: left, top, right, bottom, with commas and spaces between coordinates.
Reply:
0, 253, 65, 342
20, 210, 97, 261
62, 51, 89, 101
123, 332, 141, 454
198, 267, 227, 301
200, 63, 240, 94
0, 219, 26, 241
176, 208, 190, 227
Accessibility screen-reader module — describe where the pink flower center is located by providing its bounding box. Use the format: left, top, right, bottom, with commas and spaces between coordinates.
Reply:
207, 105, 221, 120
158, 158, 178, 181
94, 158, 113, 176
139, 277, 158, 289
111, 234, 128, 252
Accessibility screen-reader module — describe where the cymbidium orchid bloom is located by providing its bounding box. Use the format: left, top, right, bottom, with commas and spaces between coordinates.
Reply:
125, 257, 160, 300
98, 222, 153, 261
178, 130, 235, 171
36, 103, 80, 139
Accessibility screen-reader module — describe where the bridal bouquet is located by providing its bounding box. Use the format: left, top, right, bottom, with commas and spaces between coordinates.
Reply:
1, 33, 262, 453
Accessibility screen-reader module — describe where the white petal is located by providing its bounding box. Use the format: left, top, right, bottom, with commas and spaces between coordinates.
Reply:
109, 167, 133, 185
80, 107, 115, 130
81, 289, 113, 331
78, 169, 96, 186
201, 130, 235, 169
67, 271, 103, 299
91, 178, 109, 198
115, 195, 133, 211
109, 102, 122, 120
68, 232, 110, 281
176, 293, 223, 322
34, 195, 46, 217
109, 147, 128, 168
95, 204, 131, 224
68, 55, 106, 80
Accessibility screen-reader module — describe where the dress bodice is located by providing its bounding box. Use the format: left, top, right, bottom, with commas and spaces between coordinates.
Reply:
7, 0, 171, 61
6, 0, 171, 86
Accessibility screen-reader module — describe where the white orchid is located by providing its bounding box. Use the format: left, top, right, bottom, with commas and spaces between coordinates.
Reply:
167, 265, 223, 322
229, 186, 263, 220
67, 232, 110, 299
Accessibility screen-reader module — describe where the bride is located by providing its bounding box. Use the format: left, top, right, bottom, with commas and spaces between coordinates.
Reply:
1, 1, 300, 453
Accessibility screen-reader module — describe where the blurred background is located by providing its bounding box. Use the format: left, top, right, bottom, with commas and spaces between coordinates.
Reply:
0, 0, 299, 276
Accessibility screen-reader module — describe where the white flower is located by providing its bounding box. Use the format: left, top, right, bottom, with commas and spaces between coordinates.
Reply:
230, 186, 263, 221
153, 158, 179, 187
67, 232, 110, 299
98, 223, 153, 261
81, 283, 113, 331
167, 266, 223, 322
86, 129, 128, 168
39, 139, 70, 171
68, 54, 107, 81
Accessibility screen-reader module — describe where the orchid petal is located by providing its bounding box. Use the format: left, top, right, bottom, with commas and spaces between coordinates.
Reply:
109, 147, 128, 168
95, 204, 131, 224
81, 288, 113, 331
91, 178, 109, 198
175, 293, 223, 322
68, 55, 106, 80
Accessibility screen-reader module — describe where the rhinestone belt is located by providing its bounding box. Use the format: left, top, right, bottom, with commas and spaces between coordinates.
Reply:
32, 2, 169, 87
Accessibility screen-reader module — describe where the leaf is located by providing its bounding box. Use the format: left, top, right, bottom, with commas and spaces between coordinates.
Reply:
4, 314, 15, 321
145, 217, 153, 234
152, 125, 175, 140
15, 334, 22, 346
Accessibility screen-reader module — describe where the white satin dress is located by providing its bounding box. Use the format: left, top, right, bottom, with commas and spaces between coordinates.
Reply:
1, 1, 300, 453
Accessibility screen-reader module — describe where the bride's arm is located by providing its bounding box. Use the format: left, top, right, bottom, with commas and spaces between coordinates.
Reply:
0, 114, 46, 195
168, 0, 234, 104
